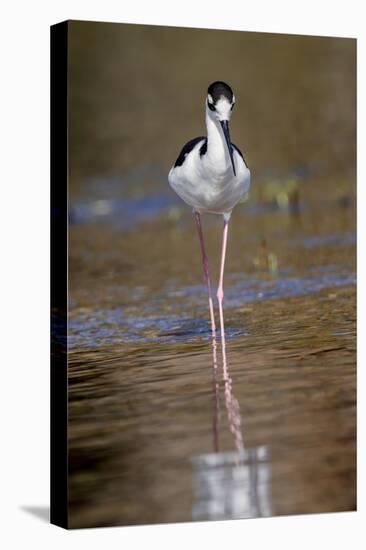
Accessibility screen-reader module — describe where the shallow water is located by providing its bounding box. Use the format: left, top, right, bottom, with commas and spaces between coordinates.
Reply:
64, 22, 356, 528
67, 173, 356, 528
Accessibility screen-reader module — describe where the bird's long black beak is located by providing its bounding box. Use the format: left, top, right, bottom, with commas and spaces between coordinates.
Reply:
220, 120, 236, 176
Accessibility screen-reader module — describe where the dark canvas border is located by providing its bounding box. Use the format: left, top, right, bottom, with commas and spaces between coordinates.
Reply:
50, 20, 69, 529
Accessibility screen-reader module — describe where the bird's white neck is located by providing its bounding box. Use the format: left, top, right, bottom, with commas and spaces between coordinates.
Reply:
205, 109, 231, 173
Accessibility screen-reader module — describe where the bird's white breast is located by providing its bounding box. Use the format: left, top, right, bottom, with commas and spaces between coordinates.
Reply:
168, 142, 250, 215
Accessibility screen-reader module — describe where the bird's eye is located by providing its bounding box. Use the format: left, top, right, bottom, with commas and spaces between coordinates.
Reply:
207, 100, 216, 112
231, 102, 235, 111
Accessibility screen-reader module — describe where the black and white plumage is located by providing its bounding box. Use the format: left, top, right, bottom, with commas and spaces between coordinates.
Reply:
168, 81, 250, 221
168, 81, 251, 388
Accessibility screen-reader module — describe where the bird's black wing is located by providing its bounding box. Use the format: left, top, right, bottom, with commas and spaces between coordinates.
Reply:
232, 143, 249, 169
174, 137, 207, 167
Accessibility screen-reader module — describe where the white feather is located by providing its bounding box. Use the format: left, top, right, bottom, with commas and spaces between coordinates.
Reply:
168, 99, 250, 217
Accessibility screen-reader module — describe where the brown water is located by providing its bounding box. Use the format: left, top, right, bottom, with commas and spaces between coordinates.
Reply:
65, 21, 356, 528
67, 174, 356, 528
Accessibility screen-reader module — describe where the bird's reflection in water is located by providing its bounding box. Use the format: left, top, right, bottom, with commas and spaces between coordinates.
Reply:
192, 322, 272, 521
192, 446, 271, 521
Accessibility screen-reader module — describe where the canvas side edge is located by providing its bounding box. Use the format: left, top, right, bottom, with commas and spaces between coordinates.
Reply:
50, 20, 69, 530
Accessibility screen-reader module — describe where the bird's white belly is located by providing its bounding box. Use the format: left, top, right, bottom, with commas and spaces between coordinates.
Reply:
169, 150, 250, 215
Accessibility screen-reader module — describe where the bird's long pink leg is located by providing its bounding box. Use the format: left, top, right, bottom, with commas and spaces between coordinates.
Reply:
194, 211, 219, 452
195, 212, 216, 336
217, 218, 229, 379
217, 215, 244, 453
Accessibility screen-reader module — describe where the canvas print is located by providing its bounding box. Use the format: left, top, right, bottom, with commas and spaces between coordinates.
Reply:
51, 20, 356, 529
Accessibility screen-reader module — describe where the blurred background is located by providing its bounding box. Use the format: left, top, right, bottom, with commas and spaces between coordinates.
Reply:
67, 21, 356, 529
68, 21, 355, 190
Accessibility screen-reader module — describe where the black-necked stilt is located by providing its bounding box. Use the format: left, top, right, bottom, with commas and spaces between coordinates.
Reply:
168, 81, 250, 353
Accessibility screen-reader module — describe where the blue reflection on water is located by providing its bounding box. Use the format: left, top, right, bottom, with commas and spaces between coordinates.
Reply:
290, 232, 356, 249
68, 311, 244, 348
224, 271, 355, 307
68, 268, 356, 348
70, 195, 177, 227
69, 194, 307, 227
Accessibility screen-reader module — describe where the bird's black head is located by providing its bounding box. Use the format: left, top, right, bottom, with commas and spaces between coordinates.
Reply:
206, 81, 236, 176
206, 81, 235, 121
207, 81, 234, 104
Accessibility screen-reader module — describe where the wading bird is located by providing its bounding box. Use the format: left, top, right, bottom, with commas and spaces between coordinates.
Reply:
168, 81, 251, 346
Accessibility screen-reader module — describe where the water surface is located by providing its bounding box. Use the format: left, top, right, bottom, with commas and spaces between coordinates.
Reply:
68, 175, 356, 528
66, 23, 356, 528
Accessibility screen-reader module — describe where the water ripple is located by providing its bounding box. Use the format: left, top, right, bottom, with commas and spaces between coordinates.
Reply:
68, 267, 355, 348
